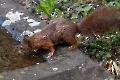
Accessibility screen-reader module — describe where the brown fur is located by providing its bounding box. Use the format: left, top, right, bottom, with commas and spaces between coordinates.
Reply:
19, 18, 77, 58
19, 6, 120, 58
77, 6, 120, 37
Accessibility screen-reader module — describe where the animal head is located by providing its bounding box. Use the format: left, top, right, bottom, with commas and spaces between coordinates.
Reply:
18, 35, 31, 54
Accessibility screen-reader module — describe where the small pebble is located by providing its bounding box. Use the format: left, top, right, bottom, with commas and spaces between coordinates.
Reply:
36, 63, 39, 65
11, 9, 14, 10
52, 68, 58, 71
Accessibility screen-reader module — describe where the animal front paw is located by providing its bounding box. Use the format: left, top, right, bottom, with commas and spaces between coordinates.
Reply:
47, 52, 54, 58
68, 45, 77, 50
43, 53, 54, 61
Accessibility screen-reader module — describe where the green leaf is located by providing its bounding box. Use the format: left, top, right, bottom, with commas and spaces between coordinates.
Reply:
104, 78, 109, 80
109, 78, 114, 80
63, 0, 69, 3
76, 5, 93, 16
76, 6, 84, 12
117, 0, 120, 3
106, 53, 112, 58
35, 5, 43, 11
84, 5, 93, 12
48, 0, 56, 10
102, 52, 111, 60
92, 49, 97, 55
35, 0, 57, 16
104, 78, 114, 80
77, 0, 83, 4
71, 14, 79, 23
51, 8, 64, 18
40, 0, 47, 8
96, 53, 101, 59
115, 2, 120, 7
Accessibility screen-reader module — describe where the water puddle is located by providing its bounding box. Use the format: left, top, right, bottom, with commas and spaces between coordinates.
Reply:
0, 26, 46, 72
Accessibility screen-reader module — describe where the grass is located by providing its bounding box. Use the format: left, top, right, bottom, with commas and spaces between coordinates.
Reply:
77, 31, 120, 61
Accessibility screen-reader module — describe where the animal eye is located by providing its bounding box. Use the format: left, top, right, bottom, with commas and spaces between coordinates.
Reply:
20, 47, 23, 49
20, 46, 23, 49
64, 28, 66, 30
43, 36, 46, 38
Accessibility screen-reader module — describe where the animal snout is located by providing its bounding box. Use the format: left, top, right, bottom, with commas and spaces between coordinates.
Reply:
17, 46, 24, 55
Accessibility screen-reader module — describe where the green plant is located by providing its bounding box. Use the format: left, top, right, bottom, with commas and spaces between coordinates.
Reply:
118, 61, 120, 66
102, 0, 115, 4
76, 4, 93, 16
77, 0, 83, 4
51, 8, 65, 18
71, 14, 79, 23
104, 78, 114, 80
102, 0, 120, 7
62, 0, 70, 4
118, 75, 120, 80
35, 0, 93, 21
35, 0, 66, 19
82, 36, 112, 60
35, 0, 57, 16
80, 31, 120, 60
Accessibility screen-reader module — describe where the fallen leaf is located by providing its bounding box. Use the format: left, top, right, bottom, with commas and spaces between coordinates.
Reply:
105, 60, 120, 76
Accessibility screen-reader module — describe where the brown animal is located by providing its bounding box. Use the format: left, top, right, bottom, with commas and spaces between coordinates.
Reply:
19, 6, 120, 58
19, 18, 78, 58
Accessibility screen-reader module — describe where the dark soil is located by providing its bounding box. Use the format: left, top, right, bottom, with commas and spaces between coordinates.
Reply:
0, 27, 46, 72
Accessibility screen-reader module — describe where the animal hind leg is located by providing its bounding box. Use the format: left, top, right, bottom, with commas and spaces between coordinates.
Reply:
47, 47, 55, 58
45, 42, 55, 58
63, 36, 77, 50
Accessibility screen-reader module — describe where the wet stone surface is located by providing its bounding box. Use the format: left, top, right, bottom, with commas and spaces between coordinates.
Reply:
0, 26, 46, 72
0, 47, 113, 80
0, 0, 47, 41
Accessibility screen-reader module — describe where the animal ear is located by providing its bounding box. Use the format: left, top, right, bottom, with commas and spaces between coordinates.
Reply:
23, 35, 30, 42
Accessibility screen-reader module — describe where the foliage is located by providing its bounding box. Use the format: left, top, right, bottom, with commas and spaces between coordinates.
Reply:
62, 0, 70, 4
76, 4, 93, 16
104, 78, 114, 80
81, 31, 120, 60
35, 0, 93, 21
103, 0, 120, 7
102, 0, 116, 4
35, 0, 73, 18
35, 0, 57, 17
118, 61, 120, 66
118, 75, 120, 80
77, 0, 83, 4
34, 0, 120, 20
51, 8, 65, 18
